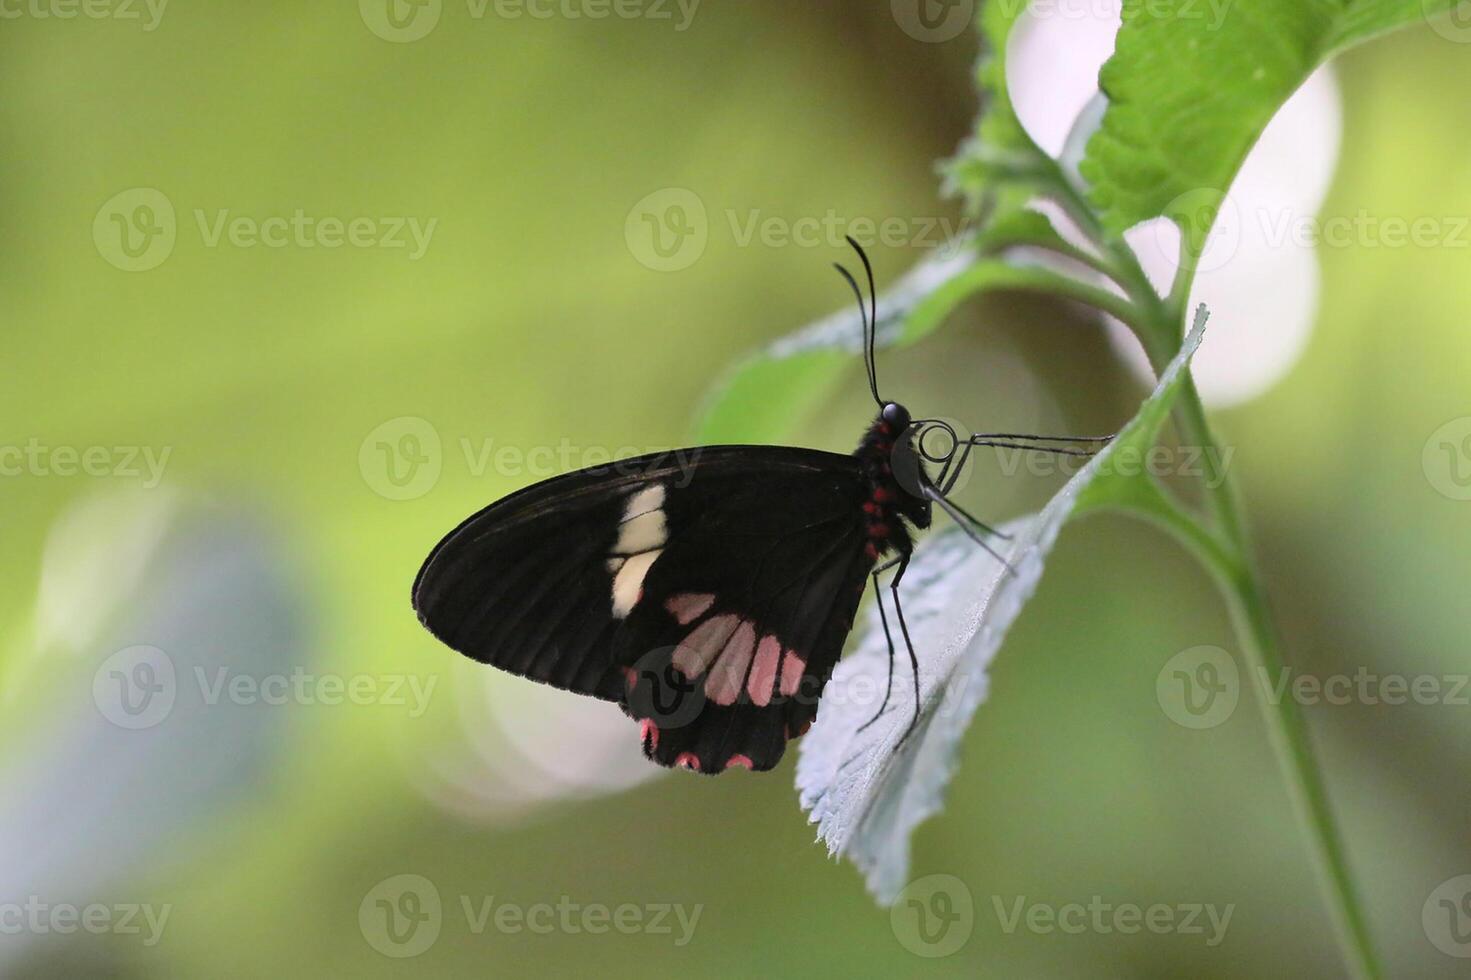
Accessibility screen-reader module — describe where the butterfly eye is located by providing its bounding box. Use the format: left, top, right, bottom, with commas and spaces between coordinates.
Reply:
881, 402, 910, 430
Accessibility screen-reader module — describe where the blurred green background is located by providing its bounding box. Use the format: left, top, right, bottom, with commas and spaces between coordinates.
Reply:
2, 2, 1469, 977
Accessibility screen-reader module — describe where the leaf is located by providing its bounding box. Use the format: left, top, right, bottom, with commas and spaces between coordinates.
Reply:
796, 306, 1210, 904
1081, 0, 1460, 239
942, 0, 1046, 207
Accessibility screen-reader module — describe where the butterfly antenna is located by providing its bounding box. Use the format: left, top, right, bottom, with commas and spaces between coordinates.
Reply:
834, 261, 883, 408
847, 236, 876, 403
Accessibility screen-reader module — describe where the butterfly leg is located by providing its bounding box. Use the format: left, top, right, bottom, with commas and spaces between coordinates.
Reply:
922, 484, 1016, 576
856, 556, 902, 734
887, 552, 923, 746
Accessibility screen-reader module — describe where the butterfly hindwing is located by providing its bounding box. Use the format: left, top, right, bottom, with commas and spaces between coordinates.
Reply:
412, 447, 874, 747
609, 460, 876, 773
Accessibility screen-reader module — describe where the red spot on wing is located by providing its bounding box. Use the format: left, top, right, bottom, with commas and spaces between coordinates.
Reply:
705, 621, 756, 706
778, 650, 806, 697
664, 592, 716, 625
747, 635, 782, 707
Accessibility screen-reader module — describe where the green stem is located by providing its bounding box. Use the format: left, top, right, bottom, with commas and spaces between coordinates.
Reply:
1150, 342, 1382, 980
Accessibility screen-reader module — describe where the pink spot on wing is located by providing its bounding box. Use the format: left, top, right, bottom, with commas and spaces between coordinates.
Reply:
747, 634, 782, 707
725, 754, 754, 771
664, 592, 716, 625
621, 666, 637, 689
704, 620, 756, 706
640, 719, 659, 753
674, 752, 699, 771
779, 650, 806, 697
672, 614, 738, 678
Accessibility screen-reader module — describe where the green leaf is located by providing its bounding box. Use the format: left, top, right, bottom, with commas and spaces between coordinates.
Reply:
1081, 0, 1460, 239
942, 0, 1046, 210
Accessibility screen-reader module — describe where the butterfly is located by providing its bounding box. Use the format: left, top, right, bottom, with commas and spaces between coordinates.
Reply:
411, 238, 1110, 774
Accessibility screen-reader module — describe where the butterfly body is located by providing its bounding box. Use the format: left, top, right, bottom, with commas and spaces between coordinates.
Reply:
412, 403, 933, 775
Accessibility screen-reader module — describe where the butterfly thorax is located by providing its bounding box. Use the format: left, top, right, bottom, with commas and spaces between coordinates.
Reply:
854, 403, 931, 559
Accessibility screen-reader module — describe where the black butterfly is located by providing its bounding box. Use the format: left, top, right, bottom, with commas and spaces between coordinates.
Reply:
412, 238, 1109, 775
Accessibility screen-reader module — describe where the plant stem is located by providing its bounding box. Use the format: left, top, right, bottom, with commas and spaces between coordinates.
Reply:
1217, 548, 1382, 980
1157, 355, 1382, 980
